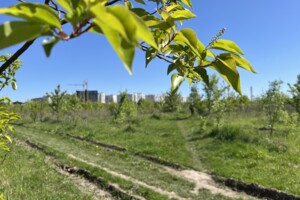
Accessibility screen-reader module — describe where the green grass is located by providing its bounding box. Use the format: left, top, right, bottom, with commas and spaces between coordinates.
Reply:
10, 110, 300, 198
21, 114, 196, 169
14, 126, 229, 199
178, 113, 300, 195
0, 144, 92, 200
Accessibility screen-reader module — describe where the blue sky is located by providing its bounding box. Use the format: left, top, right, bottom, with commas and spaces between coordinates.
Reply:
1, 0, 300, 102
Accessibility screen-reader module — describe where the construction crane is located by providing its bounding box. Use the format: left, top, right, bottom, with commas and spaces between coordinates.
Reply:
68, 80, 88, 102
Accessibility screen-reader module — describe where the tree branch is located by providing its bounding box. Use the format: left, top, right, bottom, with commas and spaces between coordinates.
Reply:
0, 0, 52, 75
105, 0, 121, 6
0, 40, 35, 75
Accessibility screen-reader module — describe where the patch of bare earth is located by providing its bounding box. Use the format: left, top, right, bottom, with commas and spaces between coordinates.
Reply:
68, 154, 185, 200
165, 167, 256, 199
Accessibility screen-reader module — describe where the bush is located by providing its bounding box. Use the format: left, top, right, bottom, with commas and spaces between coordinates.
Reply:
209, 125, 243, 141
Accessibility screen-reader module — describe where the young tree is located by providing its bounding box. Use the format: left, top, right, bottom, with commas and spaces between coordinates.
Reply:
262, 80, 287, 136
65, 94, 82, 124
0, 0, 255, 96
163, 90, 182, 112
187, 84, 202, 115
202, 74, 225, 113
46, 85, 67, 121
288, 74, 300, 115
115, 91, 137, 123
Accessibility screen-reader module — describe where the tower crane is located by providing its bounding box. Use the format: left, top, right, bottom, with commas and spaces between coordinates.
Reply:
68, 80, 88, 102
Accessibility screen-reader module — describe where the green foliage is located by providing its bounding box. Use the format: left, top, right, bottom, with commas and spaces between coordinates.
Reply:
187, 84, 202, 115
0, 0, 254, 94
0, 55, 21, 91
211, 99, 226, 128
202, 74, 225, 113
137, 99, 155, 114
27, 101, 39, 122
163, 90, 182, 112
46, 85, 67, 121
115, 91, 137, 123
0, 193, 4, 200
280, 111, 299, 136
0, 56, 21, 153
0, 98, 19, 152
262, 80, 287, 135
288, 74, 300, 115
209, 125, 243, 141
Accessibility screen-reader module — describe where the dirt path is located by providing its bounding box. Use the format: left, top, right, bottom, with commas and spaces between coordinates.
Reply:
68, 154, 185, 200
176, 121, 204, 169
16, 140, 114, 200
175, 121, 255, 199
165, 167, 253, 199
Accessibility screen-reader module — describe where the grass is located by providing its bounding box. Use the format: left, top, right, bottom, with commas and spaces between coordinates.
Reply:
0, 143, 92, 200
13, 126, 231, 199
8, 109, 300, 198
178, 113, 300, 195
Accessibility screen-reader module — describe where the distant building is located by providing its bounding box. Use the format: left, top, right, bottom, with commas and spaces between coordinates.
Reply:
145, 94, 164, 102
126, 93, 145, 103
31, 96, 51, 103
181, 96, 188, 103
98, 92, 105, 103
76, 90, 98, 102
106, 94, 117, 103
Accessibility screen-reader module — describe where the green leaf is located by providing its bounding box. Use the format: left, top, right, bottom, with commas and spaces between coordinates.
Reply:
197, 39, 206, 58
167, 63, 179, 75
43, 37, 59, 57
166, 4, 179, 13
194, 67, 209, 85
170, 10, 196, 20
56, 0, 73, 13
11, 82, 17, 90
130, 8, 149, 17
0, 3, 61, 29
231, 54, 256, 73
134, 0, 146, 4
0, 21, 49, 50
210, 39, 244, 55
181, 0, 192, 8
145, 48, 157, 68
217, 54, 238, 74
94, 18, 135, 74
175, 28, 200, 57
171, 73, 185, 93
206, 50, 215, 58
107, 6, 138, 43
4, 135, 12, 143
212, 61, 242, 94
125, 1, 133, 9
129, 10, 159, 50
90, 4, 128, 41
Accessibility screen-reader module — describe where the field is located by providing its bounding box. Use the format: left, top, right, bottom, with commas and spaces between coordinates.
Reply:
1, 100, 300, 199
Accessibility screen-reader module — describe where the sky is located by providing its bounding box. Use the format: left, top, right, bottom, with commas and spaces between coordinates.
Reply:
1, 0, 300, 102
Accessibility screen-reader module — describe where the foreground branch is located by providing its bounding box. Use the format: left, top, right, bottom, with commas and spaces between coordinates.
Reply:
0, 40, 35, 75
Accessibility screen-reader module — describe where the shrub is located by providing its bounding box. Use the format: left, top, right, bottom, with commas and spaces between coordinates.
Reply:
209, 125, 243, 141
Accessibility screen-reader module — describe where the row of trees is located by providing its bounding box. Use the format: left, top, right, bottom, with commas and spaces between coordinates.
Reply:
14, 73, 300, 137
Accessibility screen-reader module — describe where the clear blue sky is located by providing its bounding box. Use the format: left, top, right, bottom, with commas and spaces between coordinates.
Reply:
1, 0, 300, 102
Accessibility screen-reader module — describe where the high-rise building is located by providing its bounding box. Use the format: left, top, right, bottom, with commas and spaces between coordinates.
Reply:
98, 92, 105, 103
76, 90, 98, 102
